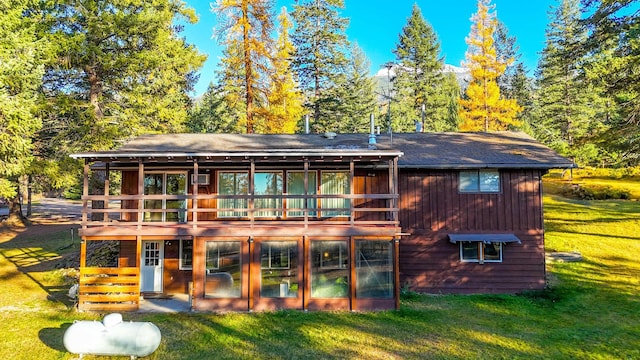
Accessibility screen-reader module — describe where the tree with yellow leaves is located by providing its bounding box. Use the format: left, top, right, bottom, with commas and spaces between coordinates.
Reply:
459, 0, 521, 132
214, 0, 274, 133
261, 7, 304, 134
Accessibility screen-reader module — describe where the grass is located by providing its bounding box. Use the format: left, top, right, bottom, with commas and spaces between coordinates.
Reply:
1, 176, 639, 359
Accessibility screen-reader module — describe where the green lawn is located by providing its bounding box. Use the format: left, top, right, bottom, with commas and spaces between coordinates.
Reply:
0, 180, 639, 359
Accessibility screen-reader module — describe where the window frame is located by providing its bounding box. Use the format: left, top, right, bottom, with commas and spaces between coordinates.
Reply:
285, 170, 318, 218
254, 171, 284, 218
143, 171, 188, 222
459, 170, 501, 193
179, 239, 193, 270
320, 170, 351, 217
459, 241, 503, 264
217, 171, 249, 218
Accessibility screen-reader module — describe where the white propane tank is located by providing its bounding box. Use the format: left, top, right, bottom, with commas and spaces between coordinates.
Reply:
63, 313, 161, 358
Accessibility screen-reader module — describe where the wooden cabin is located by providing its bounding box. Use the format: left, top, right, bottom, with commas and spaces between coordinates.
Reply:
71, 132, 573, 312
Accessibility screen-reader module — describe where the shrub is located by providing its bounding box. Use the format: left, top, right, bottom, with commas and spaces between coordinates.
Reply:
559, 183, 631, 200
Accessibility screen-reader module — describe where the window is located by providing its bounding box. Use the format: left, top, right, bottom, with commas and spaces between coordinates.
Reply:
459, 170, 500, 193
254, 172, 283, 217
218, 172, 249, 217
311, 241, 348, 298
143, 172, 187, 222
205, 241, 241, 298
179, 240, 193, 270
460, 242, 502, 263
286, 171, 317, 217
356, 240, 393, 298
320, 171, 350, 217
260, 241, 298, 298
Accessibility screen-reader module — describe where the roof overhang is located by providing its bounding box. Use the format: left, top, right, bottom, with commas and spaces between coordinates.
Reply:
448, 233, 522, 244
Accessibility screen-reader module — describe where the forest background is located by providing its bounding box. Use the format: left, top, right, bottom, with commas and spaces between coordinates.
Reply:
0, 0, 638, 216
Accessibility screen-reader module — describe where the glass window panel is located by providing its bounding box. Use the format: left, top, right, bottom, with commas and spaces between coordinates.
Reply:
167, 173, 187, 222
479, 171, 500, 192
144, 174, 164, 222
218, 172, 248, 217
320, 171, 350, 217
180, 240, 193, 269
260, 241, 298, 298
254, 172, 283, 217
461, 242, 479, 262
205, 241, 241, 298
483, 242, 502, 262
286, 171, 317, 217
311, 241, 348, 298
356, 241, 393, 298
459, 171, 479, 192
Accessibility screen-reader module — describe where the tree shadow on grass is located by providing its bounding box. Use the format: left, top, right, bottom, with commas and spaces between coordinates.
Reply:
38, 323, 72, 353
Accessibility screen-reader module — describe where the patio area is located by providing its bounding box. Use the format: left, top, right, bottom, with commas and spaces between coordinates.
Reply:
138, 293, 191, 313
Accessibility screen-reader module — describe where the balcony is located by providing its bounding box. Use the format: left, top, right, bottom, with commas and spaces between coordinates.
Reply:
80, 193, 400, 238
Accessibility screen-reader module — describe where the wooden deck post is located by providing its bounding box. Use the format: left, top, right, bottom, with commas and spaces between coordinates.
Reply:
137, 159, 144, 229
394, 237, 400, 310
103, 162, 110, 223
193, 159, 198, 229
82, 160, 89, 231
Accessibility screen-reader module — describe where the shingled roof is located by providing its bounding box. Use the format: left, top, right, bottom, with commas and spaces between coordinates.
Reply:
71, 132, 574, 169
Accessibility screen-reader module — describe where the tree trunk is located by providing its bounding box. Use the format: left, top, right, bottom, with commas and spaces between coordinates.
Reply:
8, 195, 24, 220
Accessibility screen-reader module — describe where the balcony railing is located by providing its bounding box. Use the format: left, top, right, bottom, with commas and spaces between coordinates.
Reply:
81, 193, 399, 229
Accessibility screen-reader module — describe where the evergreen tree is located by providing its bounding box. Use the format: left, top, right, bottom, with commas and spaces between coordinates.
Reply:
291, 0, 350, 131
186, 83, 241, 133
214, 0, 275, 133
582, 0, 640, 164
262, 7, 304, 134
0, 0, 46, 216
330, 43, 378, 133
41, 0, 206, 151
535, 0, 606, 164
494, 20, 520, 99
392, 4, 452, 132
459, 0, 521, 132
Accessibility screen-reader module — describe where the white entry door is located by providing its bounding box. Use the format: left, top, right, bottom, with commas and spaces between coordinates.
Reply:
141, 241, 164, 292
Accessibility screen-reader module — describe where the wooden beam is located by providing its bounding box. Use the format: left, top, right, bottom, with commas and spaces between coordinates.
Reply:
137, 159, 144, 229
193, 159, 199, 228
82, 160, 89, 230
394, 237, 400, 310
349, 236, 355, 311
104, 162, 110, 223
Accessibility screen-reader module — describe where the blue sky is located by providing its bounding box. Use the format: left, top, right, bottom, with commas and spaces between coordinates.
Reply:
182, 0, 558, 97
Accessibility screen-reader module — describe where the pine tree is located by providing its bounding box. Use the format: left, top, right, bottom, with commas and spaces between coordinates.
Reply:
186, 83, 241, 133
535, 0, 607, 164
0, 0, 45, 216
291, 0, 350, 131
582, 0, 640, 164
459, 0, 521, 132
392, 4, 453, 132
214, 0, 275, 133
494, 20, 520, 100
262, 7, 304, 134
331, 43, 378, 133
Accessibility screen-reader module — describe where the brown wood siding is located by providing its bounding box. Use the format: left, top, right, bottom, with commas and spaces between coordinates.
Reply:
398, 169, 546, 294
119, 241, 137, 267
163, 240, 193, 294
353, 169, 388, 221
121, 171, 138, 222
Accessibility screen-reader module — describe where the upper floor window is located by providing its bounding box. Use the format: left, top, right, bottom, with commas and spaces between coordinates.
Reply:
254, 172, 283, 217
320, 171, 350, 217
218, 172, 249, 217
143, 172, 187, 222
459, 170, 500, 193
286, 171, 317, 217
